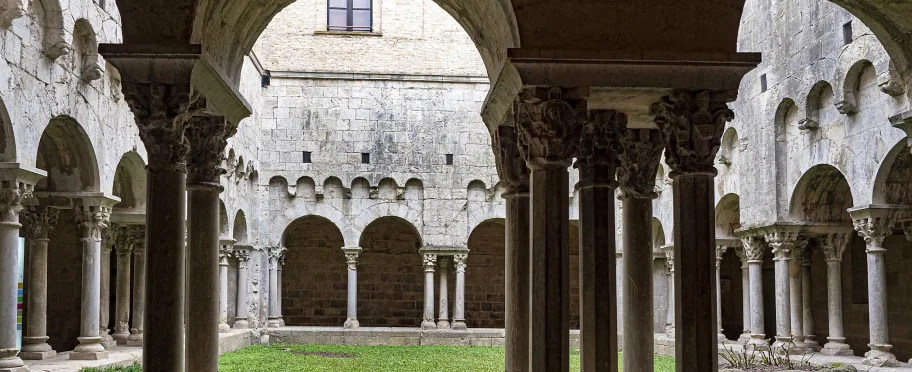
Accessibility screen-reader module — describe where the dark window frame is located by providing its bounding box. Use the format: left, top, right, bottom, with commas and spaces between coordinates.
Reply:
843, 21, 853, 45
361, 153, 371, 164
327, 0, 373, 32
303, 151, 312, 164
445, 154, 454, 165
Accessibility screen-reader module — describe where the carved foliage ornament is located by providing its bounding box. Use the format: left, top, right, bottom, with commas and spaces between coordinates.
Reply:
792, 238, 811, 264
76, 206, 110, 242
819, 232, 849, 262
765, 231, 797, 260
853, 217, 893, 252
423, 253, 438, 269
0, 181, 29, 218
652, 90, 733, 176
452, 254, 467, 273
496, 126, 530, 194
186, 114, 232, 186
21, 206, 58, 240
741, 237, 766, 262
123, 82, 193, 173
663, 249, 674, 274
345, 253, 359, 271
618, 128, 665, 199
715, 245, 728, 265
576, 110, 624, 184
515, 88, 584, 166
125, 226, 146, 254
235, 249, 251, 269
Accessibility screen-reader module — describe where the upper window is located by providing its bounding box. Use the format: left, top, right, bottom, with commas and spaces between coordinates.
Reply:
328, 0, 372, 32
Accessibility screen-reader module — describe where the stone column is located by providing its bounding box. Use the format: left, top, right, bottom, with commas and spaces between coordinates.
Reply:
498, 125, 531, 372
662, 246, 675, 338
452, 254, 467, 330
788, 239, 811, 351
516, 87, 583, 372
0, 178, 36, 372
765, 231, 796, 353
20, 206, 58, 360
99, 227, 116, 349
421, 253, 437, 330
618, 126, 664, 372
815, 232, 852, 356
71, 204, 113, 360
654, 89, 731, 370
127, 226, 146, 347
576, 110, 622, 372
113, 229, 134, 345
342, 247, 361, 329
741, 237, 768, 349
267, 246, 285, 328
233, 247, 251, 329
734, 247, 751, 343
852, 214, 899, 367
277, 251, 286, 327
799, 241, 819, 351
716, 245, 728, 343
185, 114, 230, 372
437, 259, 450, 329
218, 245, 232, 333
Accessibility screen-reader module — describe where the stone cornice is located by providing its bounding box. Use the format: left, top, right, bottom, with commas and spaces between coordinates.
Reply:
269, 70, 489, 84
32, 192, 121, 210
847, 204, 912, 222
734, 222, 853, 238
419, 245, 469, 256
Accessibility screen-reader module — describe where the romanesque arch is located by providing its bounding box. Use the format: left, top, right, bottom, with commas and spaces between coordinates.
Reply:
357, 216, 424, 326
111, 151, 146, 213
218, 199, 228, 237
788, 165, 854, 223
804, 81, 836, 129
465, 218, 506, 328
280, 215, 347, 326
35, 116, 100, 193
872, 140, 912, 205
233, 210, 248, 244
715, 194, 741, 238
0, 97, 16, 163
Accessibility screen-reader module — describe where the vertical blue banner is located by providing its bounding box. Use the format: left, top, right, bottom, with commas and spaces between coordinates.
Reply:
16, 238, 23, 350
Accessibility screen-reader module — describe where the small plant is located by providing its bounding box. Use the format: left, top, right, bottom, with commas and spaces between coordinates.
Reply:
720, 338, 815, 370
719, 340, 758, 368
80, 362, 142, 372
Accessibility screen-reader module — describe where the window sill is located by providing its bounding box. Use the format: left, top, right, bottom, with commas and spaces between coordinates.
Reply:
314, 30, 383, 37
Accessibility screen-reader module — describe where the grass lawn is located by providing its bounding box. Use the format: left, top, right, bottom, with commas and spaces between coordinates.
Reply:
81, 345, 677, 371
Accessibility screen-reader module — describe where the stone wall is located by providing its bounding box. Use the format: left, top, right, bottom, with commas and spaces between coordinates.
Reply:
43, 209, 84, 352
464, 219, 505, 328
282, 217, 348, 326
357, 217, 425, 327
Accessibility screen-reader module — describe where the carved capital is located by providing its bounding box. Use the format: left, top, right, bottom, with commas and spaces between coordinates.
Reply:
235, 248, 251, 269
819, 232, 850, 262
219, 245, 233, 260
21, 206, 57, 239
741, 236, 767, 262
115, 229, 134, 256
618, 128, 665, 199
903, 221, 912, 242
0, 181, 30, 220
662, 245, 674, 274
100, 224, 119, 253
765, 231, 798, 261
186, 114, 232, 187
76, 206, 110, 242
423, 253, 438, 272
792, 238, 811, 264
853, 217, 893, 253
267, 246, 286, 263
515, 87, 585, 168
496, 126, 530, 194
345, 253, 359, 271
575, 110, 623, 187
652, 89, 733, 177
123, 82, 193, 173
124, 225, 145, 254
452, 254, 467, 273
715, 245, 728, 267
0, 0, 24, 28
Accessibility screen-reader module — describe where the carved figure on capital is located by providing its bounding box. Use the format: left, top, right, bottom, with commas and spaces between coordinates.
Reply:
0, 182, 30, 218
715, 245, 728, 267
76, 206, 110, 242
575, 110, 623, 185
496, 126, 529, 194
185, 114, 234, 186
514, 87, 585, 167
652, 89, 734, 176
122, 82, 194, 172
21, 206, 59, 240
819, 232, 850, 262
618, 127, 665, 199
662, 246, 674, 274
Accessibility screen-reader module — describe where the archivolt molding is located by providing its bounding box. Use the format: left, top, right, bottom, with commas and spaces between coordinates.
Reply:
274, 203, 358, 248
832, 35, 900, 114
351, 202, 423, 245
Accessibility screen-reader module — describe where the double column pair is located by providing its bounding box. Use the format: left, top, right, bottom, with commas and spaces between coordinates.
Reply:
98, 225, 147, 349
501, 88, 731, 371
421, 254, 467, 330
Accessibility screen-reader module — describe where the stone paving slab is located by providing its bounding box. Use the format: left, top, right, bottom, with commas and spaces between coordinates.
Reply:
721, 340, 912, 371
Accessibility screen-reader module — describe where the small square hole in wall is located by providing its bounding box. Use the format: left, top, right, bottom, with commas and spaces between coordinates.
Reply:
302, 151, 312, 163
445, 154, 454, 165
843, 21, 853, 45
361, 153, 370, 164
760, 74, 768, 93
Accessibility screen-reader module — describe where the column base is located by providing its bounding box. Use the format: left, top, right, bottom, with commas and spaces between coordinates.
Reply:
803, 335, 821, 351
451, 320, 466, 331
746, 335, 769, 351
665, 326, 675, 339
219, 323, 231, 333
126, 330, 143, 347
70, 351, 110, 360
737, 332, 751, 343
421, 320, 437, 330
718, 332, 728, 344
343, 318, 360, 329
101, 330, 117, 348
267, 317, 282, 328
233, 319, 249, 329
20, 350, 56, 360
278, 318, 285, 327
863, 344, 900, 367
821, 340, 854, 356
112, 331, 129, 345
20, 337, 57, 360
436, 320, 451, 330
0, 349, 25, 370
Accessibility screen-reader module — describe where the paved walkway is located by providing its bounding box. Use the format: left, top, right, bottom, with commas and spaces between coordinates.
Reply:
721, 341, 912, 371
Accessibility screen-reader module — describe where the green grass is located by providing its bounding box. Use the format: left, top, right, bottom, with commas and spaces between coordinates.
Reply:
81, 345, 677, 371
80, 363, 142, 372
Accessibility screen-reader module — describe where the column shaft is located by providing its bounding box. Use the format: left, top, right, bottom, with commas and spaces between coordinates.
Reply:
850, 216, 898, 366
665, 267, 674, 336
218, 249, 230, 333
71, 207, 108, 360
342, 248, 360, 329
277, 262, 285, 327
672, 174, 718, 370
143, 170, 187, 371
578, 182, 618, 372
821, 260, 851, 355
504, 194, 530, 372
622, 198, 653, 372
452, 254, 466, 330
114, 247, 132, 344
437, 260, 450, 329
528, 165, 570, 372
99, 243, 114, 348
801, 256, 818, 350
127, 244, 146, 347
21, 238, 55, 359
716, 246, 727, 343
773, 253, 793, 350
789, 254, 804, 348
186, 186, 220, 371
267, 249, 281, 327
233, 250, 250, 329
740, 262, 751, 342
748, 262, 765, 343
0, 205, 24, 370
421, 254, 437, 330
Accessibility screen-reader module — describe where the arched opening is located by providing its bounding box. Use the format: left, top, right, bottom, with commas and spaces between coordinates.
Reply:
280, 215, 347, 326
789, 165, 853, 223
218, 200, 228, 237
233, 210, 248, 245
39, 117, 101, 352
806, 81, 836, 129
465, 219, 505, 328
358, 216, 423, 326
111, 152, 147, 213
873, 140, 912, 205
715, 194, 744, 341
